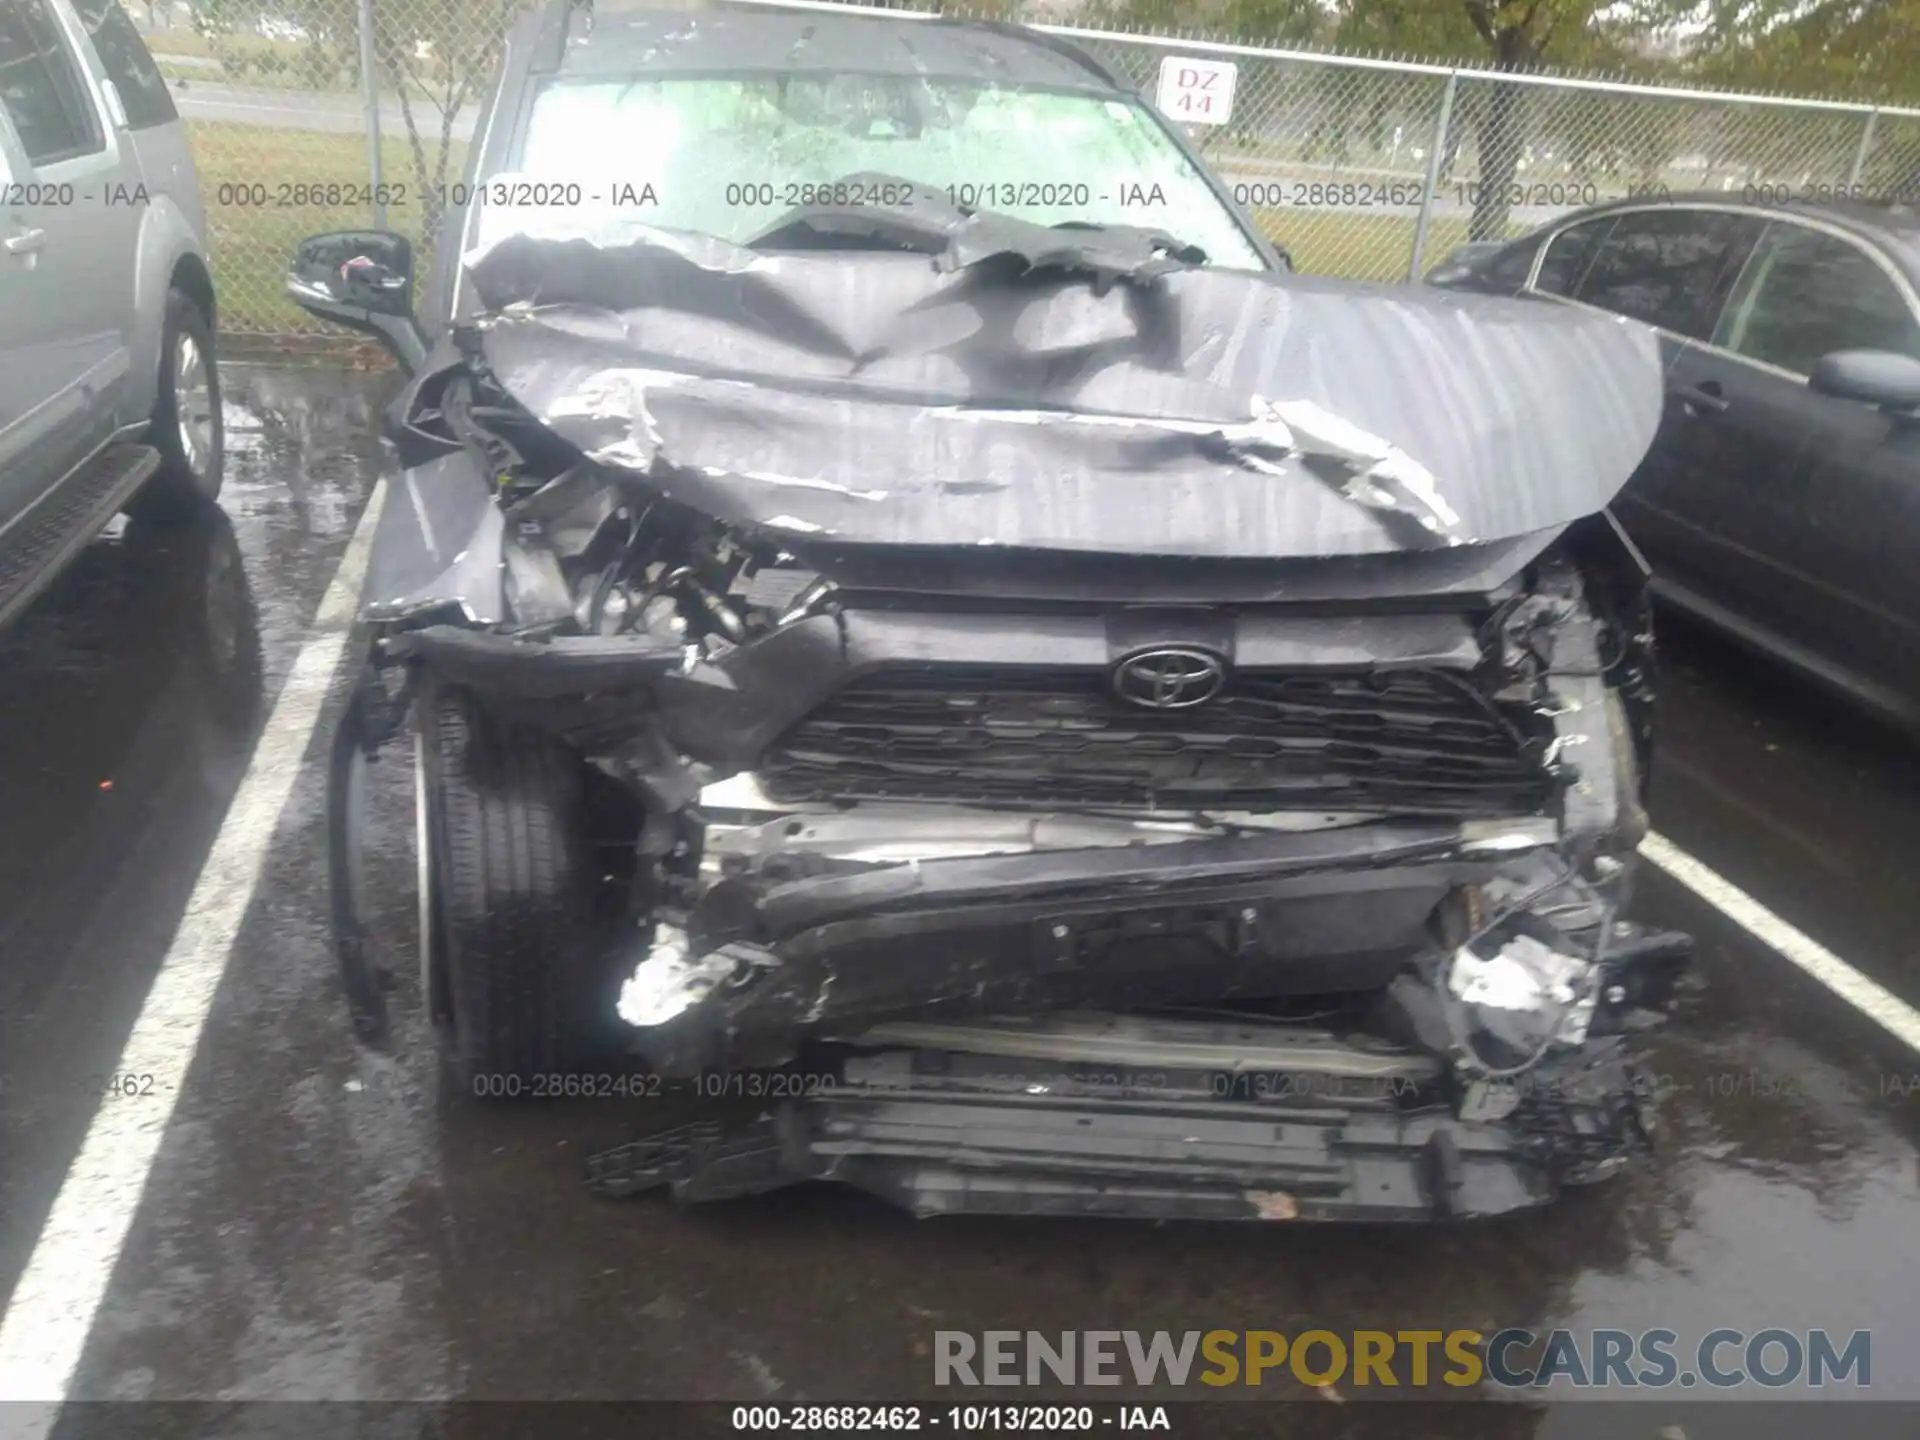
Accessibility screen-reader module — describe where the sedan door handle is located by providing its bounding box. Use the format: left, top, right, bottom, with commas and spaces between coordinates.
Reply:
1667, 380, 1729, 414
4, 228, 46, 256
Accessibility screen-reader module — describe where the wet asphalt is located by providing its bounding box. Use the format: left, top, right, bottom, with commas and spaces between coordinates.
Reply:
1, 360, 1918, 1437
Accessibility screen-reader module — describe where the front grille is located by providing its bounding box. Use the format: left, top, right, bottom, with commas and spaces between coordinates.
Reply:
758, 665, 1549, 815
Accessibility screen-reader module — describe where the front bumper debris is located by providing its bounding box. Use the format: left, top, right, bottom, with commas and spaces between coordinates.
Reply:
611, 812, 1677, 1074
617, 817, 1523, 1074
586, 823, 1690, 1219
584, 1013, 1662, 1222
313, 201, 1688, 1227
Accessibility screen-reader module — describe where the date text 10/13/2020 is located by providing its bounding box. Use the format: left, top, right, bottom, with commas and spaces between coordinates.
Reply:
730, 1406, 1175, 1431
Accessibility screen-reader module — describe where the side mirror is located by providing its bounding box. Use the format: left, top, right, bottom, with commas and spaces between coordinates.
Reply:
286, 230, 428, 373
1426, 240, 1505, 284
1808, 348, 1920, 413
1442, 241, 1503, 268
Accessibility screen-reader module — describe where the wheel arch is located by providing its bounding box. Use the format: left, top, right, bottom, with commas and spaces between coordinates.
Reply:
127, 202, 216, 423
170, 251, 217, 336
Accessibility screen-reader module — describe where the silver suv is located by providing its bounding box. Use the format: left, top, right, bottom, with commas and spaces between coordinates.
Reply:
0, 0, 221, 628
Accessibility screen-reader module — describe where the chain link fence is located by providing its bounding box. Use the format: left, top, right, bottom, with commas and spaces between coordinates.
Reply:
1064, 35, 1920, 280
133, 0, 1920, 337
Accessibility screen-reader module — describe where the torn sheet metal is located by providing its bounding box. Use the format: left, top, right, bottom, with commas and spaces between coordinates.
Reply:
361, 450, 506, 624
462, 229, 1665, 558
729, 172, 1212, 287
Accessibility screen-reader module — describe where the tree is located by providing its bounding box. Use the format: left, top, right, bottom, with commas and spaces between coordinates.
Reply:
1646, 0, 1920, 106
368, 0, 523, 260
187, 0, 517, 263
1082, 0, 1323, 44
1612, 0, 1920, 193
1333, 0, 1653, 238
185, 0, 357, 88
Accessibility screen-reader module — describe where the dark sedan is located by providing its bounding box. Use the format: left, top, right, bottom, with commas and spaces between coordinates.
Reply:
1428, 194, 1920, 731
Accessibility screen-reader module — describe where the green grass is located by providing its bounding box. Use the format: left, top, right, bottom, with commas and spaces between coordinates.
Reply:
1254, 208, 1526, 282
143, 29, 230, 59
189, 121, 467, 333
148, 29, 361, 90
159, 58, 351, 92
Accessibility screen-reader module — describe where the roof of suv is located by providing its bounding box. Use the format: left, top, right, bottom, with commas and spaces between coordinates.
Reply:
533, 5, 1131, 91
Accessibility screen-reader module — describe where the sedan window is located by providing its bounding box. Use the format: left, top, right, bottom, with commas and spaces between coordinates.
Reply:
1712, 222, 1920, 376
1532, 216, 1612, 297
1570, 209, 1761, 339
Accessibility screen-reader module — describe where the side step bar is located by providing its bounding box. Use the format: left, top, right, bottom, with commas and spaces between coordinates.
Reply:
0, 443, 161, 630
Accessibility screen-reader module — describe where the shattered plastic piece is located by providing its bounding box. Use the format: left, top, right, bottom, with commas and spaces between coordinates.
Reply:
1448, 927, 1602, 1058
1556, 986, 1601, 1048
616, 924, 745, 1027
1249, 1190, 1300, 1220
1457, 817, 1558, 854
1449, 932, 1588, 1012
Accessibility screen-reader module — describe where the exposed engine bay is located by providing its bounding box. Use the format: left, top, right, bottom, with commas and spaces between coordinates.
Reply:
319, 221, 1693, 1222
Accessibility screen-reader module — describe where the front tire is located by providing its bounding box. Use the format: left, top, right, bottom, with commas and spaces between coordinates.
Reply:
417, 684, 623, 1093
130, 288, 223, 521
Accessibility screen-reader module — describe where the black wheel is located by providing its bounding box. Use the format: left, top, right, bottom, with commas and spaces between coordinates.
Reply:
129, 288, 223, 521
416, 683, 626, 1093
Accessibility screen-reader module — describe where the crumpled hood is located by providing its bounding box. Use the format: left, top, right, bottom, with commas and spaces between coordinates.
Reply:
465, 226, 1664, 557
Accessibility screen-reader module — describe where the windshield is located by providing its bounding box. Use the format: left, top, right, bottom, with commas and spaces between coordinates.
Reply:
485, 73, 1266, 269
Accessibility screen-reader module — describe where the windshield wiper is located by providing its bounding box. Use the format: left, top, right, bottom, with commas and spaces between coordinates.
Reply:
743, 171, 1209, 287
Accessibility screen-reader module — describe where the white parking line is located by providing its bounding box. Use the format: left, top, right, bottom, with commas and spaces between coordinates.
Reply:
0, 480, 387, 1410
1643, 830, 1920, 1052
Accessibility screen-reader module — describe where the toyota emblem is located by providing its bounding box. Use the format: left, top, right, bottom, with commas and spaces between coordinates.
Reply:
1112, 647, 1228, 710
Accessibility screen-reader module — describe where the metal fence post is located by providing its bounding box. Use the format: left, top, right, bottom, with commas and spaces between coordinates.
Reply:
358, 0, 386, 228
1847, 108, 1880, 189
1406, 70, 1458, 283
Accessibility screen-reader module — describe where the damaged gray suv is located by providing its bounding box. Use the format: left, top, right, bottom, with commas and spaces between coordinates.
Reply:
298, 3, 1693, 1223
